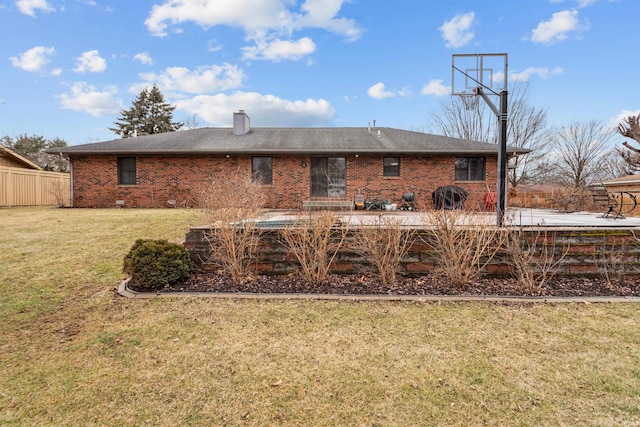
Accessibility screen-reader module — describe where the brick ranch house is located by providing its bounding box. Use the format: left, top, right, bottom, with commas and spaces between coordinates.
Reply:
54, 111, 528, 210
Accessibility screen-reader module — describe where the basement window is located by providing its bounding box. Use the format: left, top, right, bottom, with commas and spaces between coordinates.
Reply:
383, 156, 400, 177
117, 156, 136, 185
252, 157, 272, 184
455, 157, 485, 181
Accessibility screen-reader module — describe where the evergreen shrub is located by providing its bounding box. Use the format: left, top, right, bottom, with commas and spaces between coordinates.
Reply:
123, 239, 193, 291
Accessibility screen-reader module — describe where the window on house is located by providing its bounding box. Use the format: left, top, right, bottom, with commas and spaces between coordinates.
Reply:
117, 156, 136, 185
383, 156, 400, 177
252, 157, 272, 184
455, 157, 485, 181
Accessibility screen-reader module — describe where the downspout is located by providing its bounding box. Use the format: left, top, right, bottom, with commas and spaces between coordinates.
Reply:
68, 156, 74, 208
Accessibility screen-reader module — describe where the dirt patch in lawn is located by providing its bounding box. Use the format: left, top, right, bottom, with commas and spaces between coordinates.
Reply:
145, 272, 640, 297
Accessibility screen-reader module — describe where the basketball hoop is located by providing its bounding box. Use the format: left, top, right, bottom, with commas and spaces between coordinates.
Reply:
451, 53, 509, 226
459, 93, 479, 111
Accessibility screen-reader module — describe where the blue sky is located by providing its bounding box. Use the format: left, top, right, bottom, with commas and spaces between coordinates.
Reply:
1, 0, 638, 145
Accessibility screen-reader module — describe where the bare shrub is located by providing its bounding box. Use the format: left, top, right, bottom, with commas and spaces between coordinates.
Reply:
421, 209, 504, 286
503, 228, 569, 295
49, 180, 69, 207
595, 243, 625, 287
95, 187, 117, 208
353, 215, 414, 286
595, 238, 640, 286
198, 171, 266, 284
166, 183, 194, 207
550, 186, 592, 212
281, 211, 349, 285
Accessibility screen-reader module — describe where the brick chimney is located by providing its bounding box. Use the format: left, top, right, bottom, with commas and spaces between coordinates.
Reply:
233, 110, 250, 135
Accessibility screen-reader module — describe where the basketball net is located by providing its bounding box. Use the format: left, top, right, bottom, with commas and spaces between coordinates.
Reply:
459, 93, 479, 111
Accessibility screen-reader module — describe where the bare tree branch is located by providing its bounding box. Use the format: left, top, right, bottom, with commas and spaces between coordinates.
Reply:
547, 120, 615, 188
429, 81, 551, 188
616, 114, 640, 173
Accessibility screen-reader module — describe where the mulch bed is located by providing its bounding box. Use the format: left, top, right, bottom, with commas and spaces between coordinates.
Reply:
147, 272, 640, 297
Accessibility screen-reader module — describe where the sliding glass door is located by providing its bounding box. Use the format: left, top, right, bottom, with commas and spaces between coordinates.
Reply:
310, 157, 345, 198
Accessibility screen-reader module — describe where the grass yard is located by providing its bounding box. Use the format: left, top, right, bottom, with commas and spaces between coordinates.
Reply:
1, 207, 640, 426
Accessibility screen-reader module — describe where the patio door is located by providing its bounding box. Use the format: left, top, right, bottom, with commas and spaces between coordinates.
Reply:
310, 157, 345, 198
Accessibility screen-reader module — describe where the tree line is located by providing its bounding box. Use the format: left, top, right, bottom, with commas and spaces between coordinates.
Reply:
1, 134, 69, 172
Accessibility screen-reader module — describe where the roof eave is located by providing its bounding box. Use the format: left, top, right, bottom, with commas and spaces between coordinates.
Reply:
60, 148, 529, 156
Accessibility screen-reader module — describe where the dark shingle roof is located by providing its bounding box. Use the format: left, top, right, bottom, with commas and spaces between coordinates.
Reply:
54, 127, 529, 156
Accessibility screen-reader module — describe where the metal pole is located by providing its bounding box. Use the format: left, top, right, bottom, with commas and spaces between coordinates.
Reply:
496, 90, 508, 226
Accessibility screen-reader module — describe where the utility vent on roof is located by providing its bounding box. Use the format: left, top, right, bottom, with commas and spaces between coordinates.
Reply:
233, 110, 250, 136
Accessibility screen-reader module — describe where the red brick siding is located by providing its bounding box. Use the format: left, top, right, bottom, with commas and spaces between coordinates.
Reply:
71, 154, 498, 209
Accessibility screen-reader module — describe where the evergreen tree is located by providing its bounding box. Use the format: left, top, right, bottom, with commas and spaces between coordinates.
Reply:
110, 85, 183, 138
1, 134, 70, 172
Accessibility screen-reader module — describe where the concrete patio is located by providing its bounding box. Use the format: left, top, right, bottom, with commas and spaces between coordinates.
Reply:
256, 208, 640, 228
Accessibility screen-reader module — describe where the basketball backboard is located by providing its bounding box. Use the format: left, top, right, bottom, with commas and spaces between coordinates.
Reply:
452, 53, 508, 96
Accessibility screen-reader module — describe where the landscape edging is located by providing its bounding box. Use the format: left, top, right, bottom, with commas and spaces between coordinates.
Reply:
117, 279, 640, 303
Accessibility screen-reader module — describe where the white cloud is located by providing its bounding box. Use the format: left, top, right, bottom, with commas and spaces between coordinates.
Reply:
145, 0, 362, 38
175, 91, 335, 127
367, 82, 408, 100
421, 79, 450, 97
510, 67, 564, 81
136, 63, 245, 95
577, 0, 598, 7
531, 10, 586, 44
144, 0, 362, 61
10, 46, 55, 72
73, 50, 107, 73
58, 82, 123, 116
207, 40, 222, 52
608, 109, 640, 132
549, 0, 598, 6
15, 0, 54, 16
242, 37, 316, 61
133, 52, 153, 65
367, 83, 393, 100
145, 0, 289, 36
439, 12, 476, 48
295, 0, 362, 42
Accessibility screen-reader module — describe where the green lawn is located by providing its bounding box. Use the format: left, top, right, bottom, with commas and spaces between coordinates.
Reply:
1, 207, 639, 426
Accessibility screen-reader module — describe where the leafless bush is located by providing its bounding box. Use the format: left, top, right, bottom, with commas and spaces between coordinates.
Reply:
594, 239, 640, 287
595, 243, 625, 287
48, 180, 69, 207
503, 228, 569, 295
166, 183, 194, 207
95, 187, 117, 208
353, 215, 414, 286
281, 211, 349, 285
550, 186, 592, 212
421, 209, 504, 286
199, 171, 266, 284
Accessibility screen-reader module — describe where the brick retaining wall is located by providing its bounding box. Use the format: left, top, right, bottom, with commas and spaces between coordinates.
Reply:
184, 226, 640, 279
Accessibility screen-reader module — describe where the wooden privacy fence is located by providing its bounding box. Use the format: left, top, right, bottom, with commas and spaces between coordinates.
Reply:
0, 166, 70, 207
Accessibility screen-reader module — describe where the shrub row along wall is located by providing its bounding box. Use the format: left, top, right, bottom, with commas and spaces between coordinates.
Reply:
184, 226, 640, 279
